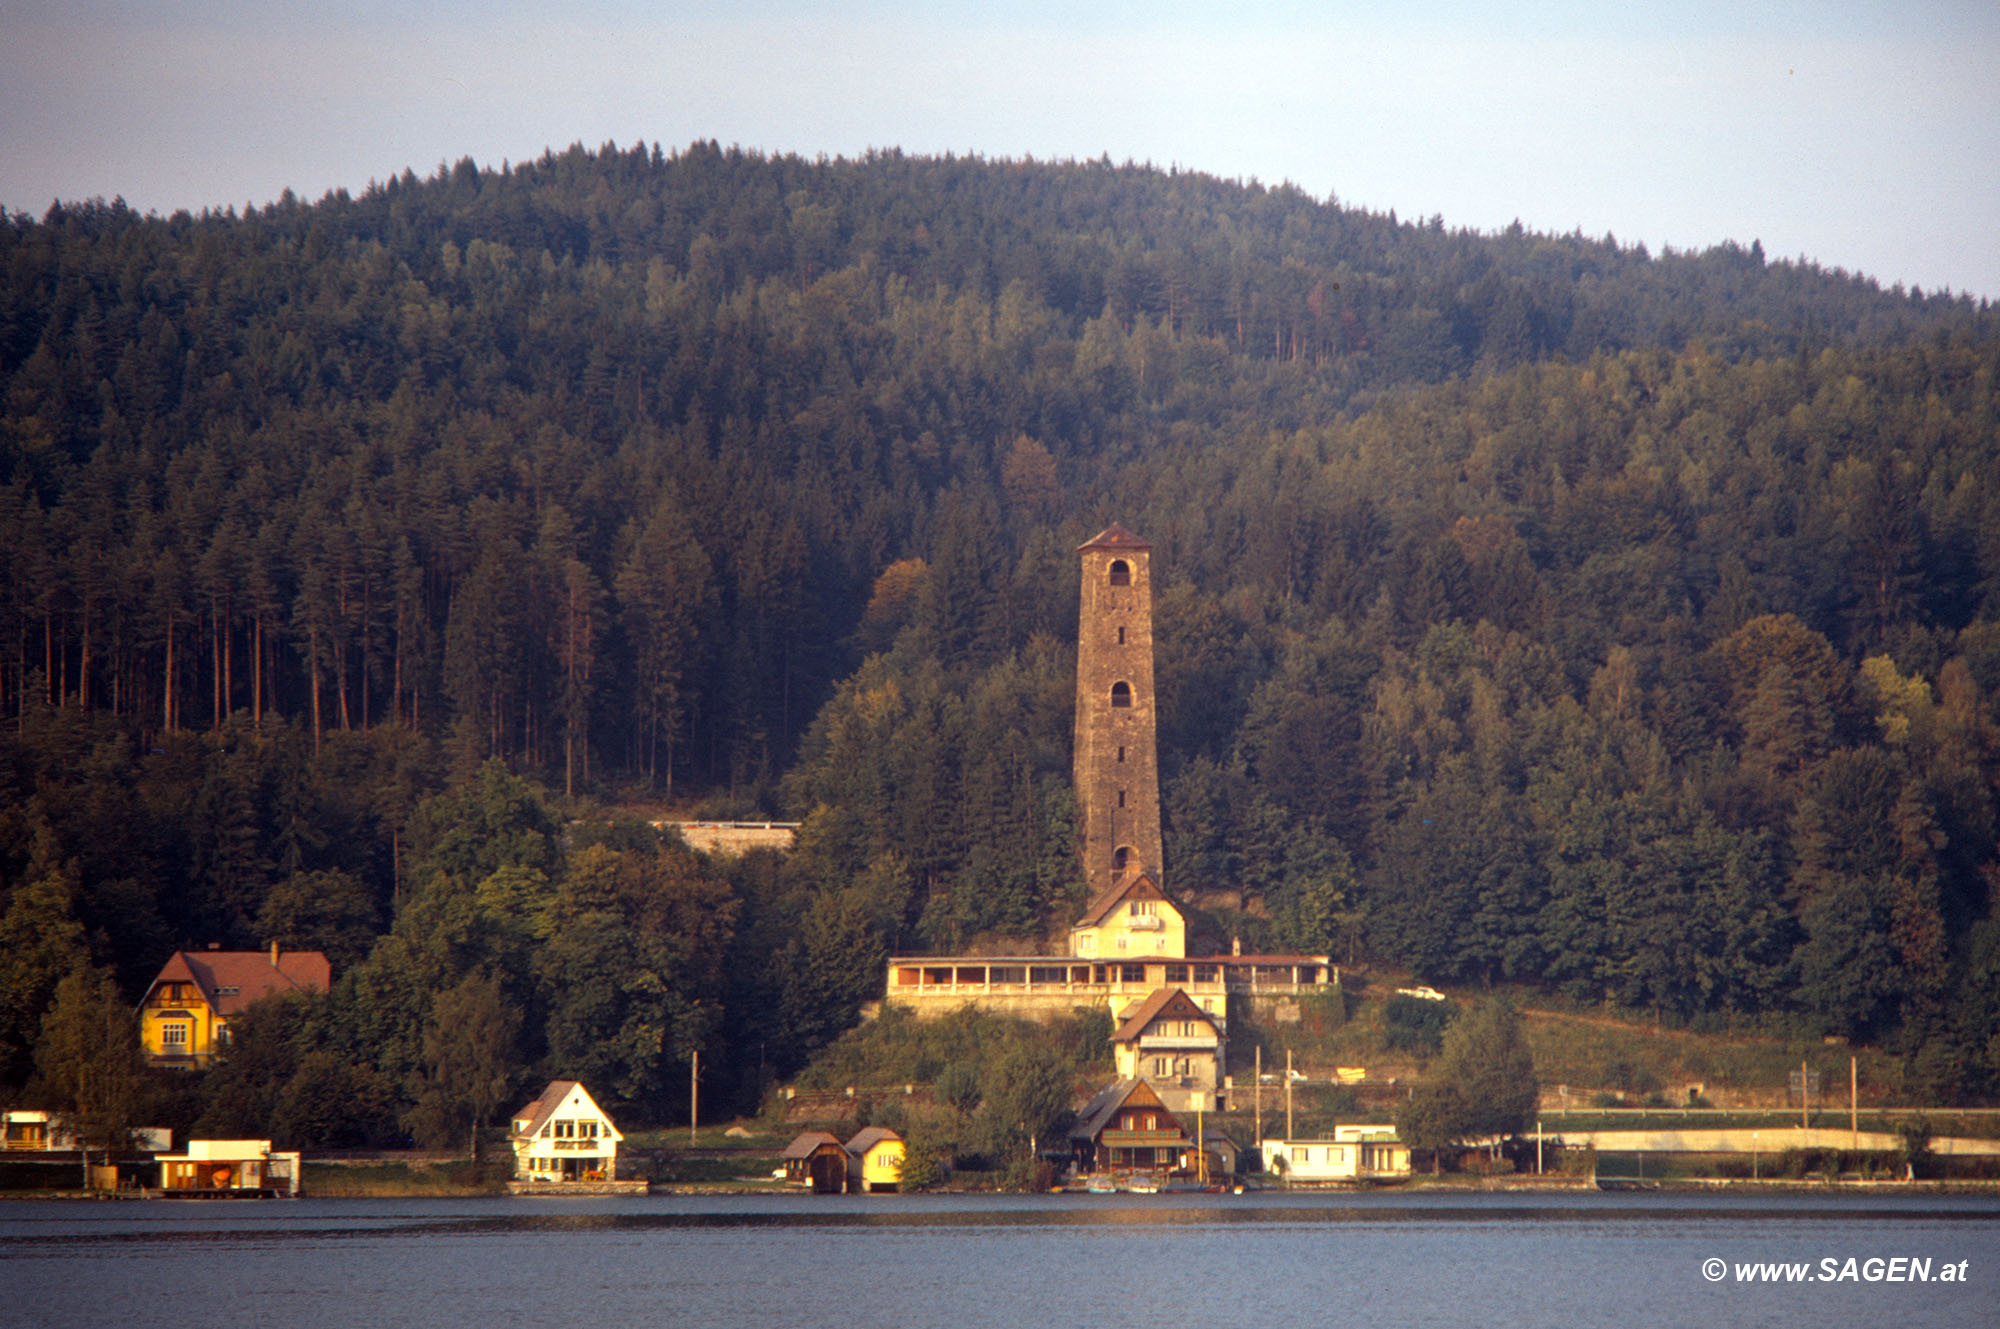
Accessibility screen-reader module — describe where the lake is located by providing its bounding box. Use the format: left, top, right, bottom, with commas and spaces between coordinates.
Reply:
2, 1189, 1992, 1328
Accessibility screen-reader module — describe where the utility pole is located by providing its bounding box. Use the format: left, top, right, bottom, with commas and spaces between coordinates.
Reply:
1850, 1056, 1858, 1153
1254, 1046, 1262, 1148
1800, 1058, 1809, 1132
690, 1049, 699, 1147
1286, 1049, 1294, 1140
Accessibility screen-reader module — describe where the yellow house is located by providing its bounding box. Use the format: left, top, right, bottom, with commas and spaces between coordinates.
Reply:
1069, 873, 1185, 959
138, 947, 331, 1067
845, 1127, 905, 1193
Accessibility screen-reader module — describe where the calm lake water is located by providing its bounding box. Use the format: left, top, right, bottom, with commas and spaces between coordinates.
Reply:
2, 1189, 1993, 1329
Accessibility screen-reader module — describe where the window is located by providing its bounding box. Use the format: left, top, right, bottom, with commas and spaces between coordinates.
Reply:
1116, 745, 1126, 763
1113, 846, 1131, 871
1110, 681, 1132, 708
1117, 626, 1126, 645
1291, 1146, 1306, 1164
1121, 965, 1145, 983
1117, 789, 1126, 808
1165, 964, 1188, 983
161, 1023, 190, 1050
1109, 560, 1130, 587
1131, 899, 1154, 916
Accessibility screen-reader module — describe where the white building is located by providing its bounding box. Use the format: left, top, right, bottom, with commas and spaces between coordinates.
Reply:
1261, 1125, 1411, 1182
5, 1110, 171, 1154
509, 1081, 623, 1182
155, 1139, 301, 1194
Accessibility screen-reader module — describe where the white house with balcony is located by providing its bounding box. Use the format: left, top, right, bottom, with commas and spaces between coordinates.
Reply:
509, 1080, 622, 1183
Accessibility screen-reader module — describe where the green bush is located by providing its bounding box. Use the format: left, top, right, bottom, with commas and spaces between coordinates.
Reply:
1383, 995, 1454, 1056
898, 1140, 944, 1191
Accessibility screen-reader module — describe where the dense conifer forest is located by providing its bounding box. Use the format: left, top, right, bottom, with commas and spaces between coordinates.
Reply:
4, 141, 1999, 1139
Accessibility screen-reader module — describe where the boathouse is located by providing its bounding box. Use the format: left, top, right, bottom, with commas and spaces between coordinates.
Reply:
782, 1131, 851, 1192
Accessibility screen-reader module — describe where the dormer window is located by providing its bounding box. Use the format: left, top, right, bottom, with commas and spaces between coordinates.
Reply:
1109, 560, 1130, 587
1110, 682, 1132, 708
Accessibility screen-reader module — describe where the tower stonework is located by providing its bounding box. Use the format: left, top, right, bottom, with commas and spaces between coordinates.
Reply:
1073, 524, 1164, 903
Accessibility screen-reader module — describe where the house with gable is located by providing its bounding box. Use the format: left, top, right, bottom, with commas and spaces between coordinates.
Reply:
1109, 986, 1224, 1111
509, 1080, 622, 1183
1069, 1078, 1228, 1183
1070, 872, 1184, 959
782, 1130, 851, 1192
845, 1126, 906, 1192
138, 945, 331, 1068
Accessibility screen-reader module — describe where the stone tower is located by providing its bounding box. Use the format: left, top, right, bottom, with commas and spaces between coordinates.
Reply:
1073, 523, 1164, 902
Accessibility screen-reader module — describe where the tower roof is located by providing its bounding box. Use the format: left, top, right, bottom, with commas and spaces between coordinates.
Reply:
1078, 522, 1151, 552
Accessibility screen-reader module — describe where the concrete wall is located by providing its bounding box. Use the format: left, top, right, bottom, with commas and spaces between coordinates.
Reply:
659, 822, 799, 857
1548, 1127, 2000, 1156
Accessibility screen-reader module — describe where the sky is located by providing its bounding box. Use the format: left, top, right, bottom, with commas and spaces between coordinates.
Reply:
4, 0, 1997, 299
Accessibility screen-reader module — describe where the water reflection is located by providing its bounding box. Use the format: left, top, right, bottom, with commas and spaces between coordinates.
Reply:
4, 1191, 1993, 1329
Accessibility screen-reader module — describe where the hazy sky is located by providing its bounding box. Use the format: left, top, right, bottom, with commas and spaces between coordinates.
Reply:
5, 0, 1997, 299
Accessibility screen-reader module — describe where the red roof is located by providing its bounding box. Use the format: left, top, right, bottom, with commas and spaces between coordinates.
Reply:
145, 949, 331, 1016
1077, 522, 1151, 552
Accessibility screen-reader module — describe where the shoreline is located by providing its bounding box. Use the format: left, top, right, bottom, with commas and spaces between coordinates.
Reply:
8, 1176, 1999, 1201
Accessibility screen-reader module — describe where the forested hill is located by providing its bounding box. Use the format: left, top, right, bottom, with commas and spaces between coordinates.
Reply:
4, 142, 2000, 1130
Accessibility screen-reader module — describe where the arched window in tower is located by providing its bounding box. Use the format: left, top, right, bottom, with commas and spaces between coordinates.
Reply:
1108, 560, 1131, 587
1110, 681, 1132, 708
1113, 846, 1132, 872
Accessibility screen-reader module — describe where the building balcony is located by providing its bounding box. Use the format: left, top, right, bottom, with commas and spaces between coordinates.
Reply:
1099, 1129, 1187, 1148
1136, 1035, 1219, 1051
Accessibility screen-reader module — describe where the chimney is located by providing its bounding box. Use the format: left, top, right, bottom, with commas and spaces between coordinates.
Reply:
1231, 935, 1241, 957
270, 940, 280, 967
